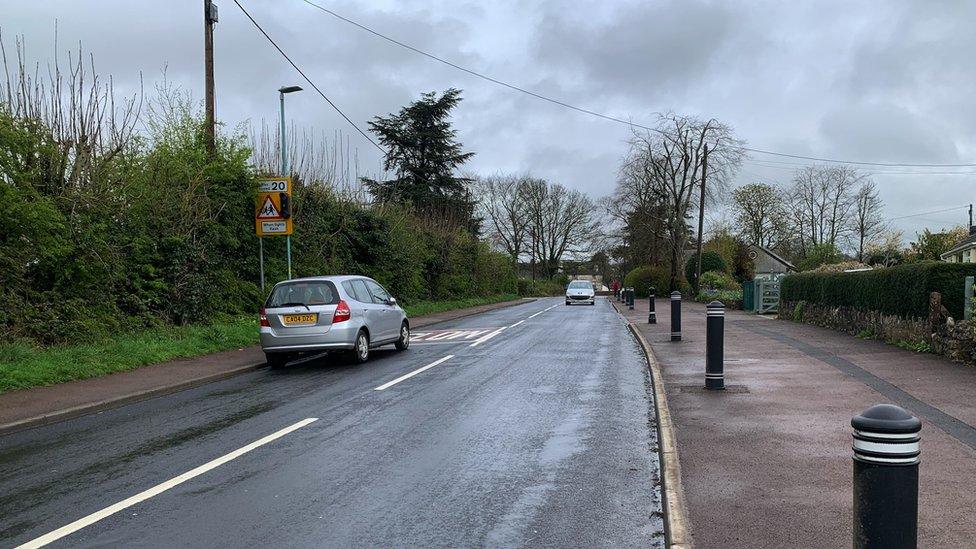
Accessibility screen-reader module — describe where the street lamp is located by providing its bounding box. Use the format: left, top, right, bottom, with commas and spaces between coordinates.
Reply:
278, 85, 302, 280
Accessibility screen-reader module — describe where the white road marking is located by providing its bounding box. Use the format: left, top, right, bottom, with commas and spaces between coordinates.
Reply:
426, 331, 459, 341
526, 303, 560, 320
469, 327, 506, 347
508, 319, 525, 328
410, 329, 494, 342
373, 355, 454, 391
16, 418, 319, 549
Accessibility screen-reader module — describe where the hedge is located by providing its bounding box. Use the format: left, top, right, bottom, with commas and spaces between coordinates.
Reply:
780, 261, 976, 320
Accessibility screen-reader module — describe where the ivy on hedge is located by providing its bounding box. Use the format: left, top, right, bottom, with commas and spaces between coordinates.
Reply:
780, 261, 976, 320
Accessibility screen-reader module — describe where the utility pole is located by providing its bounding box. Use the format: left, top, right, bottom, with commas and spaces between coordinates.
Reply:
694, 144, 708, 293
203, 0, 218, 157
969, 203, 973, 229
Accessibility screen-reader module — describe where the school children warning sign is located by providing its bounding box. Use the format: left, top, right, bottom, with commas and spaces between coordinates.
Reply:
255, 177, 293, 236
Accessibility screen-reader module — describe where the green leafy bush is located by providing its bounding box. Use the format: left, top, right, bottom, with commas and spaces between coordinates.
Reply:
685, 251, 727, 282
624, 266, 671, 297
695, 290, 742, 309
699, 271, 741, 292
781, 262, 976, 319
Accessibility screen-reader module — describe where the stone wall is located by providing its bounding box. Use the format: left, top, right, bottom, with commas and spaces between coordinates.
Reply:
782, 298, 976, 366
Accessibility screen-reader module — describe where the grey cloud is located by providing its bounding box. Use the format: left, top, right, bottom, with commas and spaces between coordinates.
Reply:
4, 0, 975, 232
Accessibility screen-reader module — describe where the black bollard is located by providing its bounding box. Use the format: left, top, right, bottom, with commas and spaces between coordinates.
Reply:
670, 291, 681, 341
852, 404, 921, 549
705, 301, 725, 390
648, 288, 657, 324
628, 287, 635, 310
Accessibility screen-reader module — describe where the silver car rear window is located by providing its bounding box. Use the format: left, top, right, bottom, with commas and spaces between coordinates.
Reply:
266, 281, 339, 307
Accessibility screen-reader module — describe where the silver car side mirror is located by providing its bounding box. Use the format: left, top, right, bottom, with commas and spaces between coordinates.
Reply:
388, 297, 397, 305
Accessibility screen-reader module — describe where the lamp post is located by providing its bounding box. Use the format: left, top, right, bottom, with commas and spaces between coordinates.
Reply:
278, 85, 302, 280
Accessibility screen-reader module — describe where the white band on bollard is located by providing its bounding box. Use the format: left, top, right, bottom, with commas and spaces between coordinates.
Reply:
852, 429, 920, 465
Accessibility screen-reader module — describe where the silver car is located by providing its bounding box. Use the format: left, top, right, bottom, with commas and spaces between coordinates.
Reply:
260, 276, 409, 367
565, 280, 596, 305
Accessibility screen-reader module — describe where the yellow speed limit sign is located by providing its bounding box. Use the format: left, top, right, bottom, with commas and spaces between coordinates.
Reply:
255, 177, 293, 236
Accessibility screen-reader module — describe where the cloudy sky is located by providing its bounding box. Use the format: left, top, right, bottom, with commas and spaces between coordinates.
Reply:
6, 0, 975, 238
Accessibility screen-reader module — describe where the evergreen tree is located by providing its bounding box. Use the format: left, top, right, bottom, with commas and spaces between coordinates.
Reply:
362, 88, 478, 232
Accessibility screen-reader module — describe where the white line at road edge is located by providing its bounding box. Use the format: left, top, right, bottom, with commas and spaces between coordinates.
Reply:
373, 355, 454, 390
16, 417, 319, 549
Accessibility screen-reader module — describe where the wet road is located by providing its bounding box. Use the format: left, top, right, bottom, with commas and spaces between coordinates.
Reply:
0, 298, 663, 548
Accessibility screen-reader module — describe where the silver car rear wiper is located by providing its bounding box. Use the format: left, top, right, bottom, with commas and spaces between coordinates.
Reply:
278, 302, 311, 311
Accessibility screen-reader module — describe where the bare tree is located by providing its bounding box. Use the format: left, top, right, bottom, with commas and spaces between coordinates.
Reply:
0, 31, 142, 193
730, 182, 786, 249
523, 179, 599, 278
787, 164, 864, 253
623, 113, 744, 289
849, 180, 884, 262
476, 173, 531, 265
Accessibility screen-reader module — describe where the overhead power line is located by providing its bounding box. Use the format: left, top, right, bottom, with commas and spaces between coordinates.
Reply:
888, 205, 969, 222
742, 159, 976, 176
233, 0, 384, 153
300, 0, 976, 169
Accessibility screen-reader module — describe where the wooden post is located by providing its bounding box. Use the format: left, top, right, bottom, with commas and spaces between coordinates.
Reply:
203, 0, 217, 157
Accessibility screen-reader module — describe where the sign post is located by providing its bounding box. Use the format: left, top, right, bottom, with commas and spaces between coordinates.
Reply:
255, 176, 293, 287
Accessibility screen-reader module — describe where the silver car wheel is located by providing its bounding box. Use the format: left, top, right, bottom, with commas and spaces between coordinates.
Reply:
356, 332, 369, 362
401, 324, 410, 349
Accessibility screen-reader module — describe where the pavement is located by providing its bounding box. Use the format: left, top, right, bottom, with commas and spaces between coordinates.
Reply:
0, 298, 537, 435
615, 296, 976, 548
0, 297, 665, 548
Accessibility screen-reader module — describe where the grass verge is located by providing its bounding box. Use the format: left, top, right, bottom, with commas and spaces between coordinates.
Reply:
0, 294, 523, 393
0, 317, 259, 394
403, 294, 519, 317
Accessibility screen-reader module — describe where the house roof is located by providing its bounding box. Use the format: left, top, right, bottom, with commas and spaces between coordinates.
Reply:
750, 244, 796, 271
940, 233, 976, 259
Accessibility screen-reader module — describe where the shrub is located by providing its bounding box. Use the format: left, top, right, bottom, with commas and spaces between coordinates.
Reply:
624, 266, 671, 297
699, 271, 741, 292
780, 262, 976, 320
792, 300, 806, 322
695, 289, 742, 309
517, 278, 565, 297
685, 251, 727, 283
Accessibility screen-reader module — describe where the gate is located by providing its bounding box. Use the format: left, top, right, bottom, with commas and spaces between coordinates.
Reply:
754, 277, 781, 314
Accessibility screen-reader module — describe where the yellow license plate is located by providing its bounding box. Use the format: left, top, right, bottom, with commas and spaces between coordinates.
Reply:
282, 313, 317, 325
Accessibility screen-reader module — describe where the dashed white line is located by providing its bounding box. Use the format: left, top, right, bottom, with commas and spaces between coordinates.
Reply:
526, 303, 560, 320
373, 355, 454, 390
16, 417, 319, 549
508, 319, 526, 328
